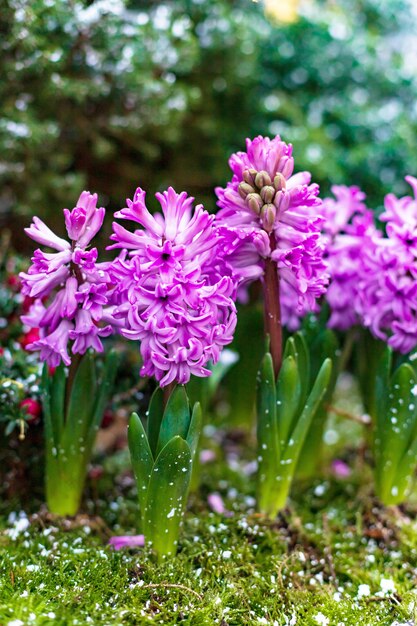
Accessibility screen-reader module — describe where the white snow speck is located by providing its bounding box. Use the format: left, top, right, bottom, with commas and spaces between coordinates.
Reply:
380, 578, 396, 594
314, 613, 329, 626
222, 550, 232, 559
357, 583, 371, 598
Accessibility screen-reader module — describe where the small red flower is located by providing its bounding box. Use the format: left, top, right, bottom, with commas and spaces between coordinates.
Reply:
7, 274, 20, 289
19, 327, 40, 349
20, 398, 42, 423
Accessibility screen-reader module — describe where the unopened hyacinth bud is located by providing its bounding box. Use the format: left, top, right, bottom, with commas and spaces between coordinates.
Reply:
243, 168, 258, 186
261, 203, 276, 232
215, 134, 328, 330
238, 182, 256, 199
260, 185, 276, 204
246, 193, 263, 214
273, 173, 286, 191
255, 170, 272, 189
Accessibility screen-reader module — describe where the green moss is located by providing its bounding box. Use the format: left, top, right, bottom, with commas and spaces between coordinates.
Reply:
1, 473, 417, 626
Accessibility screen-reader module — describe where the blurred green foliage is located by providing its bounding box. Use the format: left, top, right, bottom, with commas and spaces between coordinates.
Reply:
1, 0, 416, 230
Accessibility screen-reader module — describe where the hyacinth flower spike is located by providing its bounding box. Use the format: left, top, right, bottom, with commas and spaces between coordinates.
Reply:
215, 136, 332, 516
109, 186, 237, 556
20, 192, 118, 516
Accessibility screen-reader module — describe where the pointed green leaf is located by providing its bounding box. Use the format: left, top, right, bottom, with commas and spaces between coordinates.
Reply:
276, 355, 301, 447
147, 387, 164, 457
283, 336, 297, 360
391, 431, 417, 504
156, 386, 190, 455
296, 329, 340, 479
62, 353, 96, 452
49, 364, 66, 446
145, 436, 192, 557
256, 352, 280, 516
281, 358, 332, 474
375, 363, 417, 500
309, 329, 339, 385
128, 413, 154, 516
85, 350, 119, 454
293, 332, 310, 411
41, 363, 54, 448
186, 402, 202, 461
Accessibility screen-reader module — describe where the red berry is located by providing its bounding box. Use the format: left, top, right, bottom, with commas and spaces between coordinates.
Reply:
20, 398, 42, 423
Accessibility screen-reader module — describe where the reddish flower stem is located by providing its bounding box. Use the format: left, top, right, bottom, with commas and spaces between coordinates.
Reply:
262, 232, 282, 378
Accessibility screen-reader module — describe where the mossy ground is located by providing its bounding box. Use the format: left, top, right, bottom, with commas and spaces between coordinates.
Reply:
2, 440, 417, 626
1, 378, 416, 626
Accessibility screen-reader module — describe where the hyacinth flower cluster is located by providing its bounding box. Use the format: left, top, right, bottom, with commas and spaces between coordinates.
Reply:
214, 135, 332, 516
321, 185, 380, 331
322, 177, 417, 355
215, 135, 329, 369
20, 191, 114, 366
19, 192, 118, 516
358, 177, 417, 354
108, 186, 237, 387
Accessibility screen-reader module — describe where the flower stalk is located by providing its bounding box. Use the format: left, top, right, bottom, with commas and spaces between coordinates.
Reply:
263, 232, 282, 378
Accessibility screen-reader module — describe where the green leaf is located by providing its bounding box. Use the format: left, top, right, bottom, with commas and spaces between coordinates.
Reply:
296, 329, 340, 479
156, 386, 190, 455
392, 431, 417, 504
41, 363, 54, 448
374, 345, 393, 427
62, 353, 96, 452
293, 332, 310, 412
49, 364, 66, 447
256, 352, 280, 516
276, 355, 301, 447
147, 387, 164, 457
85, 350, 119, 453
280, 358, 332, 474
144, 436, 192, 558
375, 363, 417, 501
186, 402, 202, 461
128, 413, 154, 517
